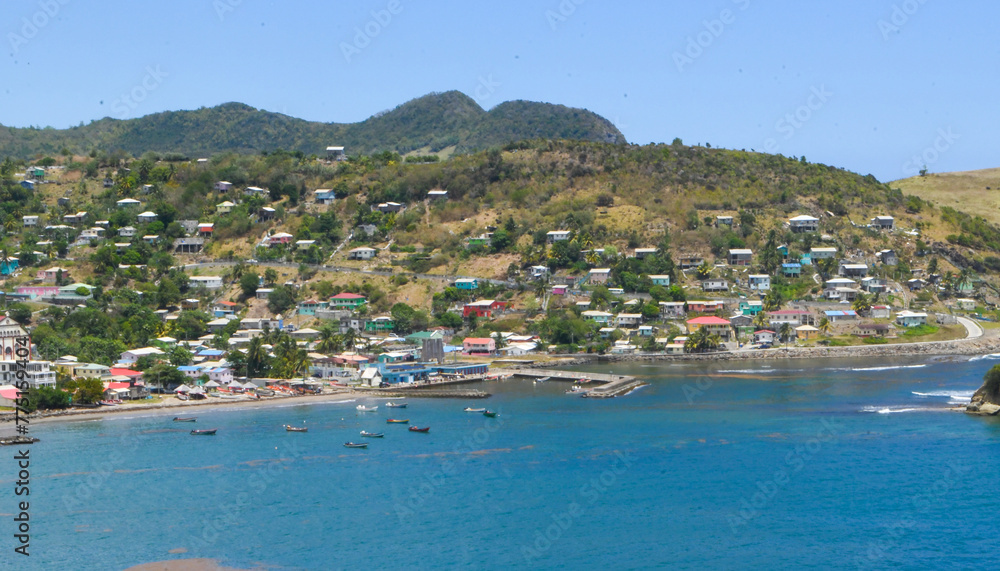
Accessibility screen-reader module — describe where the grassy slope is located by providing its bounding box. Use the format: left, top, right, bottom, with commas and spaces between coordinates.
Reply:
893, 168, 1000, 227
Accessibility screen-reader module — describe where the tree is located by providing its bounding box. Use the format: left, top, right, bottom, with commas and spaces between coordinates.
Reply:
817, 317, 832, 336
927, 257, 939, 275
852, 293, 872, 316
436, 311, 463, 329
144, 363, 186, 392
316, 325, 344, 355
778, 323, 793, 347
267, 286, 297, 314
239, 272, 260, 298
264, 268, 279, 285
763, 289, 783, 312
695, 261, 713, 280
7, 303, 32, 325
245, 336, 270, 377
71, 377, 105, 404
24, 386, 71, 412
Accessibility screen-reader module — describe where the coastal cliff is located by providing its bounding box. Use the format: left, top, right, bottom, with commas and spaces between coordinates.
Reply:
966, 364, 1000, 415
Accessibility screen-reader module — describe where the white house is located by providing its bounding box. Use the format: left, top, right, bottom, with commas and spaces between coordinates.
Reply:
895, 310, 928, 327
116, 198, 141, 208
215, 181, 233, 192
615, 313, 643, 328
581, 310, 614, 324
314, 189, 336, 204
789, 215, 819, 233
871, 216, 895, 230
244, 186, 268, 196
137, 211, 158, 223
748, 274, 771, 291
348, 247, 377, 260
546, 230, 571, 244
119, 347, 165, 365
701, 279, 729, 292
119, 226, 137, 238
956, 299, 976, 311
22, 215, 39, 227
189, 276, 224, 290
427, 190, 448, 200
810, 247, 837, 259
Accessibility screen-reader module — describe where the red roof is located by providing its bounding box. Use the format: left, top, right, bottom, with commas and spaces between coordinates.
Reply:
216, 300, 238, 307
0, 386, 20, 400
463, 338, 495, 344
104, 381, 131, 390
331, 293, 366, 300
110, 368, 142, 378
686, 316, 731, 325
754, 330, 776, 334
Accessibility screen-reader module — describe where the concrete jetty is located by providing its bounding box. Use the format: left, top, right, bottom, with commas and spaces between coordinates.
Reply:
492, 368, 646, 398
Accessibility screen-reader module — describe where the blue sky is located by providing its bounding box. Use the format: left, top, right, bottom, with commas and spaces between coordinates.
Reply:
1, 0, 993, 182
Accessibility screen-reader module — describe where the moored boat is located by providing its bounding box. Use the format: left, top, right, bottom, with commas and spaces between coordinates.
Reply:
566, 385, 589, 394
173, 417, 197, 422
283, 425, 308, 432
386, 418, 409, 424
464, 407, 486, 413
356, 405, 378, 412
344, 442, 368, 448
483, 410, 498, 418
408, 426, 430, 433
360, 431, 384, 438
386, 402, 407, 408
190, 429, 217, 435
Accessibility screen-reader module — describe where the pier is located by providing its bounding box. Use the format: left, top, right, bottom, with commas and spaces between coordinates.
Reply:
491, 369, 646, 398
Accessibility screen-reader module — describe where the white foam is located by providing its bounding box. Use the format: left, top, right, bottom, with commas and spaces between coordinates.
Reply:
969, 353, 1000, 361
912, 390, 975, 399
860, 405, 945, 414
828, 364, 927, 372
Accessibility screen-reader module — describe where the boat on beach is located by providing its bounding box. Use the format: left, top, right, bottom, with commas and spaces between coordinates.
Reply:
386, 418, 409, 424
408, 426, 430, 433
483, 411, 498, 418
360, 431, 384, 438
190, 429, 217, 435
386, 402, 407, 408
357, 405, 378, 412
173, 417, 197, 422
464, 407, 486, 413
344, 442, 368, 448
283, 425, 308, 432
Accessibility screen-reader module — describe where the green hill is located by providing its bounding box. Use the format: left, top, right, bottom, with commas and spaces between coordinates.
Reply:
0, 91, 625, 159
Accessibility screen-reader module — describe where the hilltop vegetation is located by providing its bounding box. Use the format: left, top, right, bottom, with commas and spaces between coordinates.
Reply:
0, 91, 625, 159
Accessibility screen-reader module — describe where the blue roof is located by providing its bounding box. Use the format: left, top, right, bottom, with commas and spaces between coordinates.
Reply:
197, 350, 224, 356
824, 310, 858, 317
782, 263, 802, 268
177, 365, 201, 372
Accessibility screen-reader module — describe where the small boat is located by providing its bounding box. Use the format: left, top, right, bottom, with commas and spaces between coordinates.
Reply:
566, 385, 588, 394
190, 429, 217, 435
173, 417, 197, 422
534, 377, 550, 383
344, 442, 368, 448
176, 394, 189, 401
283, 425, 308, 432
99, 400, 119, 406
408, 426, 430, 433
483, 411, 498, 418
360, 431, 384, 438
464, 407, 486, 413
386, 402, 407, 408
386, 418, 409, 424
356, 405, 378, 412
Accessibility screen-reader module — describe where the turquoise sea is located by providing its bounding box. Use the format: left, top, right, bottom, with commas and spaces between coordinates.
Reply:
5, 355, 1000, 570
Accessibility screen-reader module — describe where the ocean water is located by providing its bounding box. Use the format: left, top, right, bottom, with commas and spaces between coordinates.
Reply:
4, 356, 1000, 570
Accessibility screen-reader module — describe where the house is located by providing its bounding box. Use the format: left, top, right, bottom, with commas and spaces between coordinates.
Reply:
868, 305, 891, 319
546, 230, 571, 244
810, 247, 837, 259
326, 146, 346, 161
686, 316, 732, 340
376, 201, 404, 213
748, 274, 771, 291
776, 244, 789, 258
739, 300, 763, 316
551, 286, 567, 295
530, 266, 550, 279
499, 342, 538, 357
701, 279, 729, 292
0, 361, 56, 388
659, 301, 685, 319
0, 316, 29, 359
267, 232, 294, 247
213, 300, 239, 317
753, 330, 776, 344
36, 267, 68, 283
463, 337, 496, 355
648, 275, 671, 287
0, 258, 19, 276
466, 235, 491, 249
896, 311, 928, 327
330, 293, 367, 310
119, 226, 137, 238
198, 223, 214, 237
255, 288, 274, 300
348, 247, 377, 260
781, 263, 802, 277
956, 298, 977, 311
871, 216, 895, 230
587, 268, 611, 285
824, 310, 858, 323
119, 347, 165, 365
633, 248, 658, 259
22, 215, 39, 227
455, 278, 479, 290
729, 314, 754, 337
678, 254, 704, 269
767, 309, 814, 327
259, 207, 276, 221
63, 211, 89, 225
244, 186, 267, 196
463, 299, 507, 319
314, 189, 336, 204
637, 325, 656, 337
715, 215, 733, 227
687, 300, 725, 313
839, 263, 868, 278
137, 211, 158, 224
215, 181, 233, 192
795, 325, 819, 341
141, 184, 155, 195
355, 223, 378, 237
788, 215, 819, 233
615, 313, 643, 328
854, 323, 892, 338
27, 166, 45, 179
20, 180, 35, 190
189, 276, 223, 290
216, 201, 235, 214
728, 249, 753, 266
56, 197, 70, 207
103, 177, 114, 188
173, 237, 204, 253
297, 299, 327, 316
427, 190, 448, 200
143, 235, 160, 245
876, 250, 898, 266
907, 278, 927, 291
581, 310, 614, 324
365, 316, 395, 333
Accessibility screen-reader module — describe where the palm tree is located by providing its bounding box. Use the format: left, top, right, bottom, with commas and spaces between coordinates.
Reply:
763, 288, 783, 312
695, 261, 713, 280
818, 317, 832, 336
752, 311, 769, 332
778, 323, 793, 348
315, 325, 343, 354
245, 336, 269, 378
852, 292, 872, 316
342, 328, 356, 352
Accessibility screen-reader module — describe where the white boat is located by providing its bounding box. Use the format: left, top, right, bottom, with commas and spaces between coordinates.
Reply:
566, 385, 589, 394
386, 401, 407, 408
464, 407, 486, 413
356, 405, 378, 412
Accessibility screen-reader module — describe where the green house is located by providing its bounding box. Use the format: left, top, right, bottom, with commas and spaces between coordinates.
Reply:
739, 300, 763, 316
365, 316, 394, 333
330, 292, 367, 309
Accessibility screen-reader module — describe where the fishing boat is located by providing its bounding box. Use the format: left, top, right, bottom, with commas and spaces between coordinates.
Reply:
172, 417, 197, 422
343, 442, 368, 448
464, 407, 486, 413
360, 431, 384, 438
408, 426, 430, 433
283, 425, 308, 432
483, 411, 498, 418
386, 401, 407, 408
356, 405, 378, 412
190, 429, 217, 435
533, 376, 550, 384
386, 418, 409, 424
566, 385, 589, 394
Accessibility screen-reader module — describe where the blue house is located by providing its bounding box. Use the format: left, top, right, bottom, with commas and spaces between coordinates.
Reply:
782, 263, 802, 277
648, 275, 671, 287
20, 180, 35, 190
799, 253, 812, 266
455, 278, 479, 290
0, 258, 19, 276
